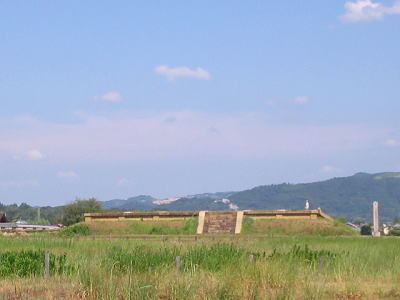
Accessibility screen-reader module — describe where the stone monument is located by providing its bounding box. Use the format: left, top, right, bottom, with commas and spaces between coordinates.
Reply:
372, 201, 380, 237
305, 200, 310, 210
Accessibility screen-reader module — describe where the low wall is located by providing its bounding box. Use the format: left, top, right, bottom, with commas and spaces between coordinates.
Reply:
85, 209, 331, 222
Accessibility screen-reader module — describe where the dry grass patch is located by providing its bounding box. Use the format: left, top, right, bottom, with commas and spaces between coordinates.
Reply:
0, 277, 82, 300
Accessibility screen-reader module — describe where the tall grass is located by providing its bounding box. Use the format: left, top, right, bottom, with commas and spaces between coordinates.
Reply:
0, 250, 70, 277
0, 235, 399, 299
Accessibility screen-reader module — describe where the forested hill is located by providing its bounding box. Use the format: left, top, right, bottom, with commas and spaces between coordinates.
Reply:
150, 172, 400, 222
225, 172, 400, 222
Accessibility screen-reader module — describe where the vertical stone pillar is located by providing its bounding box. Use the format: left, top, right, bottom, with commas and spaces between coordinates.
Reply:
235, 211, 244, 234
197, 211, 206, 234
372, 201, 380, 237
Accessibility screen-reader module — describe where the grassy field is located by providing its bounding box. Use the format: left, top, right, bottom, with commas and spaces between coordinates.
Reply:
0, 232, 399, 300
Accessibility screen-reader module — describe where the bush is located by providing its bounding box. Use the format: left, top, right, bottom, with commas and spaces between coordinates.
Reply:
361, 225, 372, 235
269, 244, 340, 264
390, 229, 400, 236
61, 224, 91, 236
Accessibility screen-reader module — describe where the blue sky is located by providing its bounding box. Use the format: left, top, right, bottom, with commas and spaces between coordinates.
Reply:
1, 1, 399, 206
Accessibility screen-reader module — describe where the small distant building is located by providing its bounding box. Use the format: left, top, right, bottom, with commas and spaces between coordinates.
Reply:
393, 224, 400, 230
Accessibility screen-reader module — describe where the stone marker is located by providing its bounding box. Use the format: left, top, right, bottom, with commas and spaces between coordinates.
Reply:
372, 201, 380, 237
175, 256, 181, 273
45, 253, 50, 277
305, 200, 310, 210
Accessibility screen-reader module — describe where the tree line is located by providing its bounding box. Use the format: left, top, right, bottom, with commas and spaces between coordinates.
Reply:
0, 198, 103, 226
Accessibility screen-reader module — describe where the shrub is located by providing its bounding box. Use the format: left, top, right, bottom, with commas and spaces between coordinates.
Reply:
61, 224, 91, 236
390, 229, 400, 236
269, 244, 340, 264
361, 225, 372, 235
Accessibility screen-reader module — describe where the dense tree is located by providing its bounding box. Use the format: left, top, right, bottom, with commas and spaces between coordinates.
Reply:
0, 202, 60, 224
62, 198, 103, 226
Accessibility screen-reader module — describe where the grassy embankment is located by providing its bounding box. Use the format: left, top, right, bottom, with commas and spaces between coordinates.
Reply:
0, 233, 399, 299
80, 216, 356, 237
241, 217, 358, 236
83, 217, 198, 236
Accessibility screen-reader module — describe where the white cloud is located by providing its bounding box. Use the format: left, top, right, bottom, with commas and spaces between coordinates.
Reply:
293, 96, 312, 104
155, 65, 211, 81
340, 0, 400, 23
13, 149, 45, 160
26, 149, 45, 160
57, 171, 79, 179
0, 180, 38, 189
321, 165, 342, 173
117, 178, 130, 186
0, 112, 392, 163
94, 92, 124, 103
386, 139, 400, 147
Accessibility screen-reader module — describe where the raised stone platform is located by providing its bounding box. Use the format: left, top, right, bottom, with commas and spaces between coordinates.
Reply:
85, 209, 330, 222
85, 209, 331, 234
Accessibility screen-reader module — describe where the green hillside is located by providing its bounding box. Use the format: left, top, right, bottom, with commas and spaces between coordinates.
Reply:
156, 172, 400, 222
228, 172, 400, 222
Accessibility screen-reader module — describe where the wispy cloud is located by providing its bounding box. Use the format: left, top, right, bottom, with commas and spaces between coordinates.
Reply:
321, 165, 342, 173
0, 112, 391, 163
340, 0, 400, 23
155, 65, 211, 81
13, 149, 45, 160
117, 178, 131, 186
57, 171, 79, 179
94, 92, 124, 103
386, 139, 400, 147
293, 96, 313, 104
26, 149, 45, 160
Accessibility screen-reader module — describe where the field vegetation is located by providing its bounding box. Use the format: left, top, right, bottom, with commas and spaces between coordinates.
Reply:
0, 234, 399, 299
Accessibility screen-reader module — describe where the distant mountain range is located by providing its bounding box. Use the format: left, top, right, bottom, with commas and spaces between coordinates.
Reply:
101, 172, 400, 222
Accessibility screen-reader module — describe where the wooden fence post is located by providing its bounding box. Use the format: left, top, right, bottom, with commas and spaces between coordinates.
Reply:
176, 256, 181, 273
44, 253, 50, 277
318, 256, 326, 275
249, 254, 254, 264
